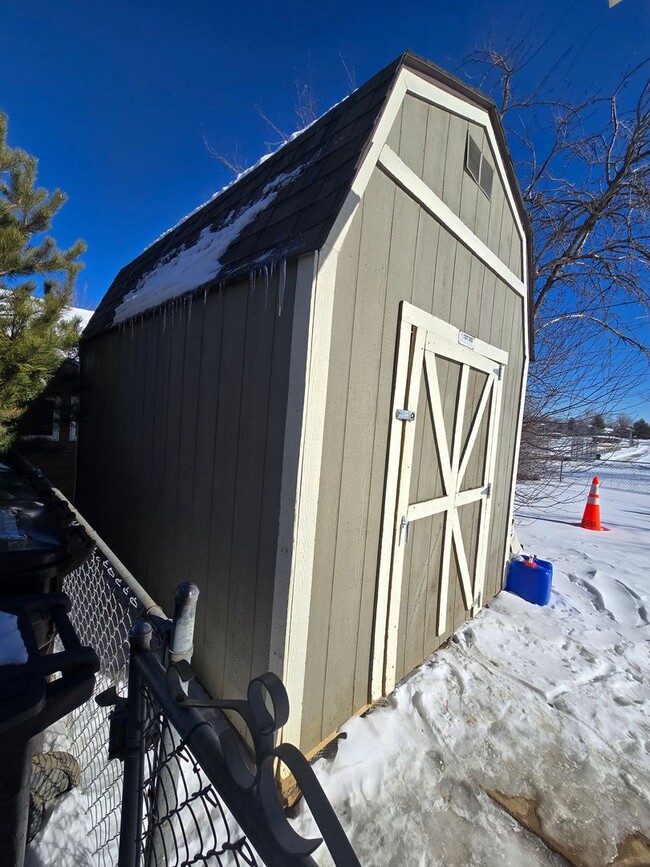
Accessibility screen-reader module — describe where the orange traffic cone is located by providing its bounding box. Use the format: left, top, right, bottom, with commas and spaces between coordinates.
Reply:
581, 476, 603, 531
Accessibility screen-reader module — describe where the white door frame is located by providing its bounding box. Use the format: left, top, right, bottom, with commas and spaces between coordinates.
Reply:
372, 301, 507, 698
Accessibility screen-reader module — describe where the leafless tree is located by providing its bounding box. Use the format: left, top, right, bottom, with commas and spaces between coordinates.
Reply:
464, 46, 650, 487
202, 133, 249, 175
206, 75, 322, 177
204, 50, 363, 177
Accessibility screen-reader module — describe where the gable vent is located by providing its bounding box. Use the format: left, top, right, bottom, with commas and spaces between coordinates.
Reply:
466, 134, 482, 184
479, 159, 494, 198
465, 131, 494, 200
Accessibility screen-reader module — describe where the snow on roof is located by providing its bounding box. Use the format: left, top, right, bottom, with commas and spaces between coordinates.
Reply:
84, 56, 402, 338
114, 165, 311, 325
62, 306, 95, 330
146, 127, 317, 252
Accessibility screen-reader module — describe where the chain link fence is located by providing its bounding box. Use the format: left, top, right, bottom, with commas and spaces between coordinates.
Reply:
47, 496, 359, 867
137, 688, 260, 867
561, 460, 650, 495
60, 547, 149, 865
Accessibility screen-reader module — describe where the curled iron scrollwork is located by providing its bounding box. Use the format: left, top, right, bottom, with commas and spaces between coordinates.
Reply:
165, 660, 360, 865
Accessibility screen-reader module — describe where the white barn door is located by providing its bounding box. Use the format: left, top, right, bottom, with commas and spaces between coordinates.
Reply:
372, 302, 508, 698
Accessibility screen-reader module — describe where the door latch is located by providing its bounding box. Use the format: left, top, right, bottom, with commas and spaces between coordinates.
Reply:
395, 409, 415, 422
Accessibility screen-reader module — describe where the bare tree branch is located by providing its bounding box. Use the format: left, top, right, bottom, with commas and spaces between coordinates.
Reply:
463, 46, 650, 491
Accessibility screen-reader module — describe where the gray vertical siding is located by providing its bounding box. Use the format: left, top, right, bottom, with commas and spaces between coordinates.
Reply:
394, 95, 522, 280
77, 265, 298, 700
303, 100, 526, 748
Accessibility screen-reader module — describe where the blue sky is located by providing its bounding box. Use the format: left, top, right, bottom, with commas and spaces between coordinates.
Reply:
1, 0, 648, 416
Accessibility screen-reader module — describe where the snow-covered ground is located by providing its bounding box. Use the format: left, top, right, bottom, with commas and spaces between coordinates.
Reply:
294, 465, 650, 866
27, 452, 650, 866
601, 441, 650, 463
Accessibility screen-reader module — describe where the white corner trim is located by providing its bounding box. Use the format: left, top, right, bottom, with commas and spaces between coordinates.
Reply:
270, 252, 318, 680
379, 145, 526, 298
272, 247, 339, 747
521, 203, 531, 360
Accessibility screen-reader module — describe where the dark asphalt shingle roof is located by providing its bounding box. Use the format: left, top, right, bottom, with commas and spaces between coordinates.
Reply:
85, 51, 531, 340
85, 57, 401, 338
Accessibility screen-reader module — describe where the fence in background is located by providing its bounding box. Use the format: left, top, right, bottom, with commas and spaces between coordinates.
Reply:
55, 495, 360, 867
560, 459, 650, 495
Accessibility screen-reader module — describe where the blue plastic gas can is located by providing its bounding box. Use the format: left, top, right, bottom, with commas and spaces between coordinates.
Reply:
505, 556, 553, 606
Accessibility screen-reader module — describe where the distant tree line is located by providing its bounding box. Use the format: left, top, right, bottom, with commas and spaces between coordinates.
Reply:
537, 413, 650, 439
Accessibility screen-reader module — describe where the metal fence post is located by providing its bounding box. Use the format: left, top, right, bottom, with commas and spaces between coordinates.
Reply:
145, 583, 199, 867
118, 620, 152, 867
169, 582, 200, 667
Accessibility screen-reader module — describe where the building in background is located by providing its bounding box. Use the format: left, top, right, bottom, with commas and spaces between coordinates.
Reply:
15, 307, 93, 499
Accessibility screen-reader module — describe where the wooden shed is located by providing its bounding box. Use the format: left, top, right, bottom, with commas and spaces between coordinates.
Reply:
78, 52, 531, 751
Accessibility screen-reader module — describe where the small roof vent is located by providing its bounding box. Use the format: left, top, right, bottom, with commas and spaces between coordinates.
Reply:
466, 134, 481, 184
465, 131, 493, 200
480, 159, 494, 199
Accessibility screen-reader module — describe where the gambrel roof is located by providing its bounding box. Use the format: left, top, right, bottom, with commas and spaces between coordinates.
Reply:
85, 51, 530, 339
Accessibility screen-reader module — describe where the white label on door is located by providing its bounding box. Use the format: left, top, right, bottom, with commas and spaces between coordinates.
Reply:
458, 330, 475, 350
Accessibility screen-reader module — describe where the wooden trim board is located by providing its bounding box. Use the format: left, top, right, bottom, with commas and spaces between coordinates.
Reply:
378, 146, 526, 298
273, 247, 340, 748
270, 252, 319, 679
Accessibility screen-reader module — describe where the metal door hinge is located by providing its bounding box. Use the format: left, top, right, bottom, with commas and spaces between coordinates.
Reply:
493, 366, 503, 380
395, 409, 415, 422
400, 515, 412, 544
482, 484, 492, 498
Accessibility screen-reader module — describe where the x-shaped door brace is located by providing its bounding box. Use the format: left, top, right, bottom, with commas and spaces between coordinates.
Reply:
406, 350, 499, 635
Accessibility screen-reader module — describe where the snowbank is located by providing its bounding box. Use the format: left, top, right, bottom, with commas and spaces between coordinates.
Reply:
600, 441, 650, 463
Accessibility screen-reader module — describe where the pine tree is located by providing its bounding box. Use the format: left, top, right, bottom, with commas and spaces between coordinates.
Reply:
0, 112, 86, 450
633, 419, 650, 439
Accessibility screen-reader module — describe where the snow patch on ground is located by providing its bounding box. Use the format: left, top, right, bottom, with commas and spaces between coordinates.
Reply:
25, 787, 94, 867
600, 441, 650, 463
293, 481, 650, 866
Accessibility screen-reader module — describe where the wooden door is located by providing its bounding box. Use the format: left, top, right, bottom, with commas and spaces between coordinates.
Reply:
372, 302, 508, 697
